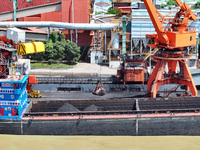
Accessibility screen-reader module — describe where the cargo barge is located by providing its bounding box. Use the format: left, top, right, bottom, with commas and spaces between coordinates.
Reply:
0, 4, 200, 135
0, 96, 200, 135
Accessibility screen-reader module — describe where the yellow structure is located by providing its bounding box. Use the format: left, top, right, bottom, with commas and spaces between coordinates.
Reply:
28, 90, 42, 98
32, 42, 45, 53
17, 42, 45, 55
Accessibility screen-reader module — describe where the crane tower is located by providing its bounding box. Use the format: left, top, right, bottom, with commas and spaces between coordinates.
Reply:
143, 0, 198, 98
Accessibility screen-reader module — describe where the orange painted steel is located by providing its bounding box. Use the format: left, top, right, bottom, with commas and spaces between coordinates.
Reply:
117, 60, 147, 84
124, 68, 145, 84
143, 0, 198, 97
143, 0, 196, 49
147, 52, 198, 98
27, 75, 38, 92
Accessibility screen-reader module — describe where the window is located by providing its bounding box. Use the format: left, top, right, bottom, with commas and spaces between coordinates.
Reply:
46, 0, 51, 1
190, 36, 193, 41
27, 0, 32, 2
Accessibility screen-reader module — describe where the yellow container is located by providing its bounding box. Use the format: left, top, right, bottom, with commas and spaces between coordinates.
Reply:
32, 42, 45, 53
17, 42, 45, 55
17, 43, 35, 55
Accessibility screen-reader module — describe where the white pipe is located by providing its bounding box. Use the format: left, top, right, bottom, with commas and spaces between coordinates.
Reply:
0, 21, 115, 30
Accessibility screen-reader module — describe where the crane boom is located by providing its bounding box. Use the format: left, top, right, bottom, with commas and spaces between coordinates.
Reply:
143, 0, 169, 46
144, 0, 197, 49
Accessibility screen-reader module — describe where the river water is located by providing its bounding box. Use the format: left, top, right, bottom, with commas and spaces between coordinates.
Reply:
1, 135, 200, 150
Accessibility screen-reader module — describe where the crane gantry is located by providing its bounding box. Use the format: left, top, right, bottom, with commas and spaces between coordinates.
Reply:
143, 0, 198, 97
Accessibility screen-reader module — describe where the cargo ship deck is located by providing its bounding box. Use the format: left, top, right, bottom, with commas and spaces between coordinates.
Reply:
1, 91, 196, 136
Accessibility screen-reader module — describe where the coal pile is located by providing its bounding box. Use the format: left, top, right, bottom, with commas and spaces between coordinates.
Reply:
84, 104, 105, 111
57, 103, 80, 112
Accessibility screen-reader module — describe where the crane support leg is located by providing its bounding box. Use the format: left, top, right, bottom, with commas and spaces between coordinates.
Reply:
147, 60, 161, 93
179, 60, 197, 96
148, 53, 198, 98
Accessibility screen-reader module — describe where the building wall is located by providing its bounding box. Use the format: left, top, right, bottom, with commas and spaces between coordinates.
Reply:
63, 30, 93, 46
62, 0, 90, 23
1, 0, 90, 23
0, 0, 92, 46
61, 0, 92, 46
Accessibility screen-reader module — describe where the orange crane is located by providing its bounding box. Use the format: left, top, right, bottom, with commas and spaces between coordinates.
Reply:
143, 0, 197, 97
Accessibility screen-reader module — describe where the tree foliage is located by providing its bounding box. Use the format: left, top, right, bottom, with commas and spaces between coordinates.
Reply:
106, 6, 119, 15
161, 3, 166, 8
161, 0, 177, 8
28, 31, 81, 64
193, 1, 200, 9
166, 0, 177, 6
65, 40, 81, 64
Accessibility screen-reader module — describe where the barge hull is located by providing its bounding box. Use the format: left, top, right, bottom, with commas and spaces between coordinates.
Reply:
0, 116, 200, 135
1, 96, 200, 135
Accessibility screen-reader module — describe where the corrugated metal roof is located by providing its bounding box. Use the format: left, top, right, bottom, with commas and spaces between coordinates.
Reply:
96, 2, 111, 7
0, 0, 59, 13
0, 27, 47, 34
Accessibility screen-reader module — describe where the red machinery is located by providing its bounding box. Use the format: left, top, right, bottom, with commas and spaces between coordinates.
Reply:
0, 35, 18, 78
26, 75, 42, 98
143, 0, 197, 97
117, 56, 148, 84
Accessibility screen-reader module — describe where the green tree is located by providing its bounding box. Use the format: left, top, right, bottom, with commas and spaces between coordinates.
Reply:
58, 32, 66, 41
50, 31, 59, 43
43, 39, 66, 64
106, 6, 119, 15
161, 0, 177, 9
44, 39, 54, 62
193, 1, 200, 9
52, 41, 65, 61
161, 3, 166, 8
166, 0, 177, 6
65, 40, 81, 64
29, 31, 81, 64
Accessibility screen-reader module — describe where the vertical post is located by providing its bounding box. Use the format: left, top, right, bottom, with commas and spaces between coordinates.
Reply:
122, 15, 126, 55
109, 49, 111, 67
149, 47, 152, 74
105, 31, 107, 63
47, 27, 50, 41
76, 29, 78, 45
130, 12, 133, 58
196, 37, 199, 59
196, 37, 199, 68
140, 39, 142, 54
94, 31, 96, 50
13, 0, 16, 21
71, 30, 73, 42
72, 0, 74, 23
